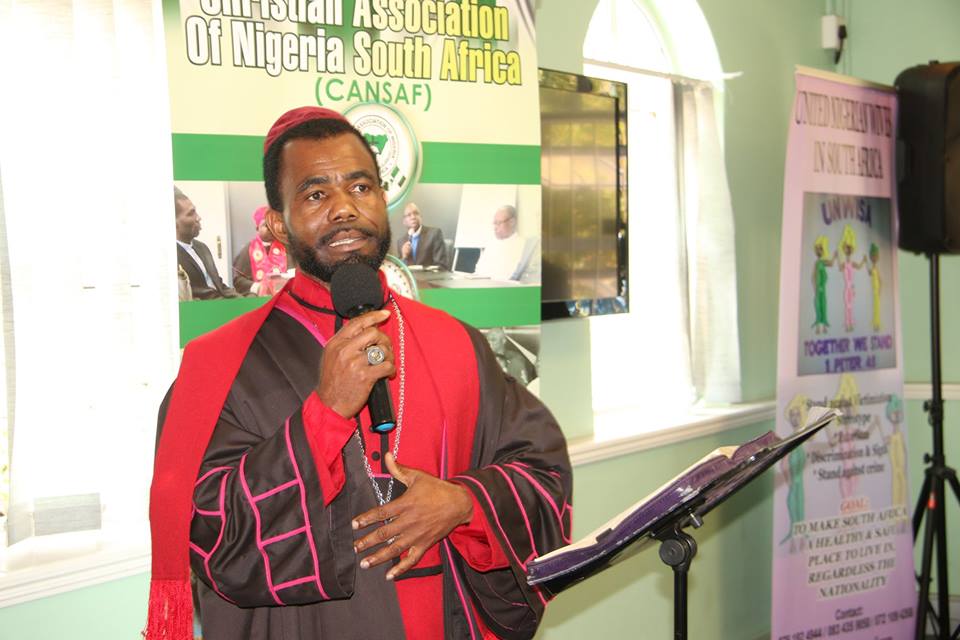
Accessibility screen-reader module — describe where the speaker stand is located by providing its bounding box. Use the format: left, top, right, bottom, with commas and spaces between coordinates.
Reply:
913, 253, 960, 640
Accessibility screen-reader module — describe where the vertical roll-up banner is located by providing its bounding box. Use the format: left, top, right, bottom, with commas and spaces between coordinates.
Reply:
772, 68, 915, 640
164, 0, 543, 387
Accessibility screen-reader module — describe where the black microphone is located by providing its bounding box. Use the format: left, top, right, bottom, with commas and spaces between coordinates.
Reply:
330, 263, 395, 434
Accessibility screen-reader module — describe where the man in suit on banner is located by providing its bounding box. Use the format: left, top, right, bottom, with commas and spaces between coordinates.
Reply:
398, 202, 450, 269
175, 187, 240, 300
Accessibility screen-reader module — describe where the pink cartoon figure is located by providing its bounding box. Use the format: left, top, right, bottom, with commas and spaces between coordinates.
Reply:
837, 225, 867, 332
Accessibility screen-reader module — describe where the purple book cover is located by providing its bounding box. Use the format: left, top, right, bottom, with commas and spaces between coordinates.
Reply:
526, 407, 838, 594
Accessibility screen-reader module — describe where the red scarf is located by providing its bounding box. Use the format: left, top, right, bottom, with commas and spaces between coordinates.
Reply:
144, 287, 286, 639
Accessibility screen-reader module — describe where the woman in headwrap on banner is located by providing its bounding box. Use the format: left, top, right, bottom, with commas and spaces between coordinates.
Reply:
233, 205, 292, 296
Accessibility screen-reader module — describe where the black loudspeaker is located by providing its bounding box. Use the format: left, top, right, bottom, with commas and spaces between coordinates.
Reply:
895, 61, 960, 254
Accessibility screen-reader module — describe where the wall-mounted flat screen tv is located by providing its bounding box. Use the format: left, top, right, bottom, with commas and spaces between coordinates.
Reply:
539, 68, 628, 320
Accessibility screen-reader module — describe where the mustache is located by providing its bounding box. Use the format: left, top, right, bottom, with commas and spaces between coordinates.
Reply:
317, 224, 376, 247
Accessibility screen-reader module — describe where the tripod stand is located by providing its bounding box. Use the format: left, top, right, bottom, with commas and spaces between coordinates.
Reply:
913, 253, 960, 640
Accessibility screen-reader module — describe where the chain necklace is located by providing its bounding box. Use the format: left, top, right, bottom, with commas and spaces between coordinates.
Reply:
354, 297, 406, 506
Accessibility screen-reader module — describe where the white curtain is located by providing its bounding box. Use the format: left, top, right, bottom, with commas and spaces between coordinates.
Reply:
0, 0, 178, 556
0, 168, 11, 521
678, 83, 742, 403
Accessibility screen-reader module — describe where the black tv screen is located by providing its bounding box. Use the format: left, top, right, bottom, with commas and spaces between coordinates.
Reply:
539, 68, 628, 319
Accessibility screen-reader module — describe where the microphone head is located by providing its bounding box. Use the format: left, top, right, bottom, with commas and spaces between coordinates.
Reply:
330, 263, 384, 318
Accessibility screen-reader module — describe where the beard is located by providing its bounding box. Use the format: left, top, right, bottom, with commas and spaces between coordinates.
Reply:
288, 224, 392, 283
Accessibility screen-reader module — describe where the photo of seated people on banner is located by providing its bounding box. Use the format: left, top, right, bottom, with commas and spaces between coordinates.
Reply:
174, 182, 293, 301
388, 183, 540, 289
174, 179, 539, 301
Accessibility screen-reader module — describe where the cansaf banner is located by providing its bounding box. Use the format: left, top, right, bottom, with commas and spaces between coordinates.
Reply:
771, 68, 914, 640
164, 0, 543, 383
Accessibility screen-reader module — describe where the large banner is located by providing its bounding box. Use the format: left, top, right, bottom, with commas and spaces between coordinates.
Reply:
772, 69, 915, 640
164, 0, 543, 388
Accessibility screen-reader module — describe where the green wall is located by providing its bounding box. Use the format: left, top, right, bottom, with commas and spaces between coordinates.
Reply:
842, 0, 960, 599
3, 1, 960, 638
539, 421, 778, 640
841, 0, 960, 384
537, 0, 960, 637
0, 574, 150, 639
537, 1, 826, 637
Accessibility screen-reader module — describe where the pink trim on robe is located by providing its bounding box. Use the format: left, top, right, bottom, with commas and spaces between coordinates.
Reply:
252, 479, 299, 502
274, 297, 329, 346
238, 453, 285, 606
284, 417, 330, 600
443, 539, 479, 640
452, 474, 528, 568
505, 462, 572, 543
261, 526, 308, 547
490, 465, 539, 556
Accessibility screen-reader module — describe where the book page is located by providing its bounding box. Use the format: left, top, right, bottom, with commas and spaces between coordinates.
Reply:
536, 406, 839, 563
537, 446, 735, 560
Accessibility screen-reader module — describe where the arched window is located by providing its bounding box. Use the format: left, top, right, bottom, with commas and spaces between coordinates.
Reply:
583, 0, 741, 439
585, 0, 672, 73
0, 0, 176, 581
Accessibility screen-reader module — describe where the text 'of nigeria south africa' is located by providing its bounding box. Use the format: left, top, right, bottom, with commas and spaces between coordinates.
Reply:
183, 0, 523, 83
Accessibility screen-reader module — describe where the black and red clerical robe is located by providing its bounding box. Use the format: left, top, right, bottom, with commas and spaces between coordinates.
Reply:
151, 273, 572, 640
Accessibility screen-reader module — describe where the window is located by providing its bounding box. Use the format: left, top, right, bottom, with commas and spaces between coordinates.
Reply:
0, 0, 177, 582
583, 0, 741, 439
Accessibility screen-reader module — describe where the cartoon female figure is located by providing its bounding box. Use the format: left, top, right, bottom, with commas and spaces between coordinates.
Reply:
780, 394, 809, 544
832, 374, 862, 499
812, 235, 836, 334
868, 243, 882, 331
838, 225, 867, 332
885, 394, 908, 506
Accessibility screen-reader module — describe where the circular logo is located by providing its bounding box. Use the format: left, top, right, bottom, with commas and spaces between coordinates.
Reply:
345, 103, 420, 210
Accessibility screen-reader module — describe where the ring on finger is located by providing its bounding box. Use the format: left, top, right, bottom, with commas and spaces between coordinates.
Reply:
366, 345, 386, 366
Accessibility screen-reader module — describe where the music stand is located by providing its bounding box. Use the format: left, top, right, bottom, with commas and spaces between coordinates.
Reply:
527, 408, 839, 640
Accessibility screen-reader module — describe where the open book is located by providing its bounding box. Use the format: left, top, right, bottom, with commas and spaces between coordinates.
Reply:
526, 406, 840, 595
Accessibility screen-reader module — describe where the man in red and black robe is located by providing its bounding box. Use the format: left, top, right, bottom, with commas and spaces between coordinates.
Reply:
146, 107, 572, 640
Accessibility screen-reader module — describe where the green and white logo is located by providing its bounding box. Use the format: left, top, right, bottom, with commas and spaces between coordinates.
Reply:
345, 103, 420, 210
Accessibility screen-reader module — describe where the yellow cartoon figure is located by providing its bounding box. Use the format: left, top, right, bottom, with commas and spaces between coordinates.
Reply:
885, 395, 907, 506
868, 243, 882, 331
832, 374, 862, 499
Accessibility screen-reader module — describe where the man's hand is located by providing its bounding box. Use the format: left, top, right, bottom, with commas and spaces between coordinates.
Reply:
316, 309, 394, 419
353, 453, 474, 580
400, 240, 412, 260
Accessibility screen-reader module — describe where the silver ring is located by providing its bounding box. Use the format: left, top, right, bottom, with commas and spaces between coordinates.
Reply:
366, 345, 385, 366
